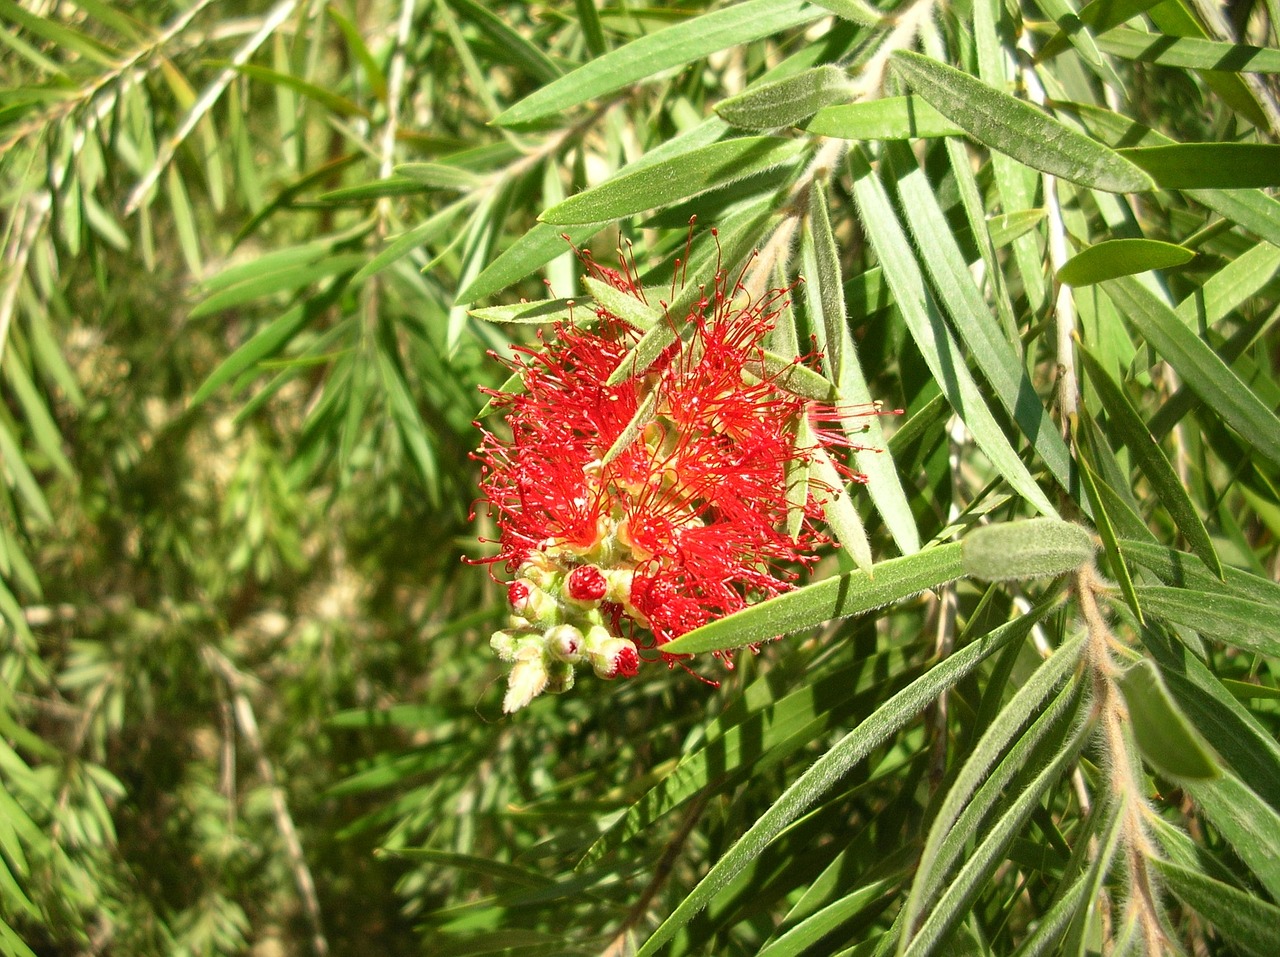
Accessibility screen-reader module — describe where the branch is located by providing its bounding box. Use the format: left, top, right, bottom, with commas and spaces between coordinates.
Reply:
203, 646, 330, 957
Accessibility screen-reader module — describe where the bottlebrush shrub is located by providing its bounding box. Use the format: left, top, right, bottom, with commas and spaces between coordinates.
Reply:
472, 246, 869, 712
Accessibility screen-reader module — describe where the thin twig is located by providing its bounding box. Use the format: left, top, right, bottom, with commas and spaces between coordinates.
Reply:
601, 792, 710, 957
1017, 42, 1078, 430
203, 646, 330, 957
1077, 565, 1170, 956
125, 0, 301, 214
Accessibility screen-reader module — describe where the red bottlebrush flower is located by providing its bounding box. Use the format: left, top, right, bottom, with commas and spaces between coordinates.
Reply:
473, 238, 868, 711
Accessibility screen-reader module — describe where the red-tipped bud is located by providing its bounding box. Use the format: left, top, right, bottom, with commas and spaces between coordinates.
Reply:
610, 644, 640, 679
508, 580, 530, 609
566, 564, 608, 603
545, 624, 585, 663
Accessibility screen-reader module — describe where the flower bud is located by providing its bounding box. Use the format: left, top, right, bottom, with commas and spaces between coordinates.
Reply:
544, 659, 576, 695
583, 625, 640, 680
503, 654, 549, 713
566, 564, 608, 604
603, 568, 635, 606
490, 629, 529, 663
544, 624, 585, 663
506, 577, 556, 623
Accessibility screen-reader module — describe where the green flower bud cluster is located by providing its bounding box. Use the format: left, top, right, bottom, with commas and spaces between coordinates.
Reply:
491, 558, 641, 713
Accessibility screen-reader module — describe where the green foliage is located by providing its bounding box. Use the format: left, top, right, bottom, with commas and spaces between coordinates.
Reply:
1, 0, 1279, 955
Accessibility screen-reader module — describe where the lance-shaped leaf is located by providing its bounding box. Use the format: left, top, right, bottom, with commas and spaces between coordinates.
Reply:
1057, 239, 1194, 286
582, 276, 662, 331
1078, 346, 1220, 578
658, 543, 963, 657
541, 136, 805, 224
890, 51, 1153, 193
716, 65, 857, 129
467, 299, 577, 325
634, 591, 1063, 957
1103, 274, 1280, 468
849, 147, 1059, 517
494, 0, 821, 126
1118, 144, 1280, 189
811, 445, 873, 573
804, 96, 963, 139
961, 518, 1096, 582
1118, 660, 1221, 781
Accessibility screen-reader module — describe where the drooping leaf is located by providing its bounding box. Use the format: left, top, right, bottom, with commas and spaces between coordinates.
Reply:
541, 137, 806, 224
1117, 660, 1221, 781
716, 66, 857, 129
889, 51, 1153, 193
659, 544, 964, 657
494, 0, 821, 126
1057, 239, 1194, 286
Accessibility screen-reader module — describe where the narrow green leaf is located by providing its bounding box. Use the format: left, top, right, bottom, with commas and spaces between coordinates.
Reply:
902, 704, 1090, 957
228, 62, 368, 117
0, 422, 52, 525
1061, 102, 1280, 249
493, 0, 821, 126
798, 183, 919, 554
1138, 586, 1280, 657
1139, 624, 1280, 812
354, 202, 472, 282
988, 210, 1046, 247
1093, 27, 1280, 73
890, 51, 1153, 193
802, 180, 846, 381
541, 137, 805, 224
457, 222, 606, 304
467, 299, 577, 325
579, 657, 895, 869
904, 639, 1085, 944
883, 140, 1076, 499
758, 876, 899, 957
1057, 239, 1194, 286
326, 5, 387, 99
1153, 858, 1280, 957
849, 147, 1059, 517
811, 445, 873, 573
658, 543, 964, 657
804, 96, 963, 139
0, 0, 117, 64
1076, 416, 1145, 623
317, 177, 431, 203
1079, 347, 1220, 578
744, 352, 838, 402
962, 519, 1095, 582
1102, 274, 1280, 468
1118, 144, 1280, 189
574, 0, 606, 56
1036, 0, 1166, 62
582, 276, 662, 331
1122, 540, 1280, 610
2, 353, 73, 479
634, 594, 1061, 957
445, 0, 561, 84
1176, 244, 1280, 329
808, 0, 887, 25
396, 163, 486, 190
716, 66, 856, 129
1185, 774, 1280, 902
1117, 660, 1221, 780
190, 300, 319, 409
190, 255, 366, 318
